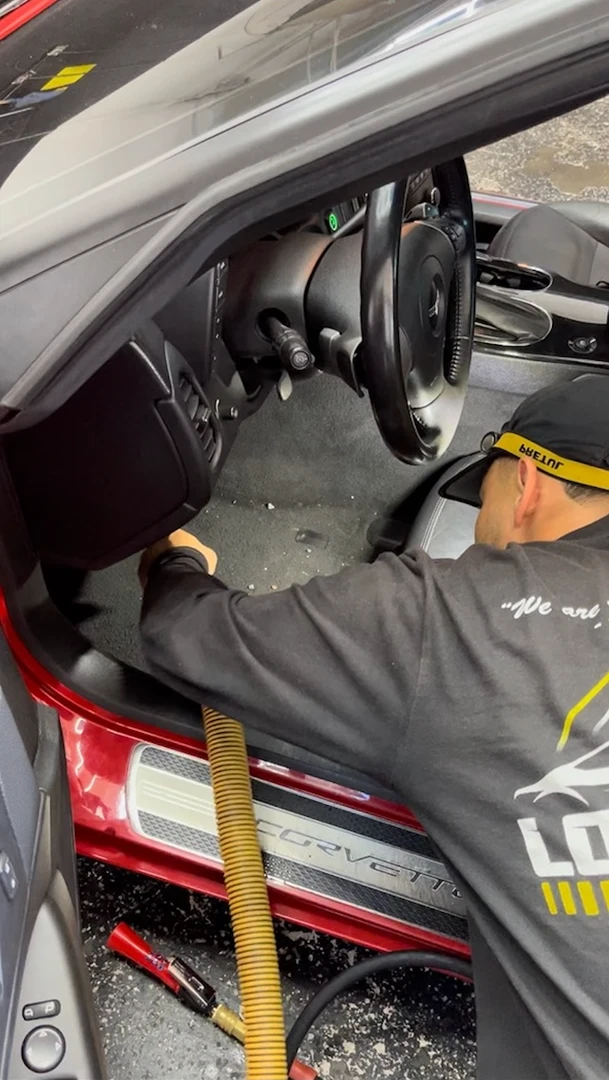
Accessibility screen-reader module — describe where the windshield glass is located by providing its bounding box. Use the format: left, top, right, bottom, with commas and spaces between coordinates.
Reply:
0, 0, 498, 220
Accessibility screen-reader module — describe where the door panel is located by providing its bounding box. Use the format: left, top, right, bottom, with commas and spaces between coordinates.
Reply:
0, 630, 105, 1080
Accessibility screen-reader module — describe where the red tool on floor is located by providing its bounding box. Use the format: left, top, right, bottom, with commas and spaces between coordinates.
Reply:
107, 922, 319, 1080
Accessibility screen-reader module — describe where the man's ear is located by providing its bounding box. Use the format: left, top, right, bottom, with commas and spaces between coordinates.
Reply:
513, 457, 541, 528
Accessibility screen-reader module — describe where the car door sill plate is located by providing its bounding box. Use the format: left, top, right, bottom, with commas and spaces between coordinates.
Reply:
127, 743, 466, 941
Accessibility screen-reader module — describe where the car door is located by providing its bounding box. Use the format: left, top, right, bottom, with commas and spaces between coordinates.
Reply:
0, 629, 106, 1080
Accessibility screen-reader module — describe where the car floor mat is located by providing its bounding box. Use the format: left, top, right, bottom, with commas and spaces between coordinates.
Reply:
61, 375, 518, 671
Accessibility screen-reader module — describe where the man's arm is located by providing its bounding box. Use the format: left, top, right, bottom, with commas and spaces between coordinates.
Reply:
140, 537, 430, 784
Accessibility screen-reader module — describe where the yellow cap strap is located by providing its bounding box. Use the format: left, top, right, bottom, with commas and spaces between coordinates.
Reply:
495, 433, 609, 491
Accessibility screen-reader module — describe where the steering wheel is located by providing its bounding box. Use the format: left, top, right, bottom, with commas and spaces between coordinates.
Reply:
360, 158, 475, 464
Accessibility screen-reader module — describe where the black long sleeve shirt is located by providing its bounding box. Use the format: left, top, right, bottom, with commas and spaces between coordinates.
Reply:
141, 518, 609, 1080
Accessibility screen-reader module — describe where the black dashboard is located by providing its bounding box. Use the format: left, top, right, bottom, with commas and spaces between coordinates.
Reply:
154, 171, 435, 389
322, 197, 366, 234
320, 170, 432, 234
155, 262, 228, 389
3, 171, 436, 573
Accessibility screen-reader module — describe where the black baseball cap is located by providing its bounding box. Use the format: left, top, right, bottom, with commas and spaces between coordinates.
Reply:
440, 374, 609, 508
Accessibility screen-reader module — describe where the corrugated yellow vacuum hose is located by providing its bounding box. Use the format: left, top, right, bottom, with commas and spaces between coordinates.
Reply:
203, 706, 288, 1080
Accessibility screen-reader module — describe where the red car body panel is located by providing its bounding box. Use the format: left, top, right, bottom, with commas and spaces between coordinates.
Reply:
0, 593, 469, 960
0, 0, 63, 42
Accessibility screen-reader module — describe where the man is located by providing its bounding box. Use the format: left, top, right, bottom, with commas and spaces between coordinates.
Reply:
140, 374, 609, 1080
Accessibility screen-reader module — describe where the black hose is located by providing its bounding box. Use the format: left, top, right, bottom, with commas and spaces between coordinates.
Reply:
286, 950, 472, 1068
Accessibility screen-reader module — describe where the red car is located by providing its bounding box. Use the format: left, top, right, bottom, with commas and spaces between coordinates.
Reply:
0, 0, 607, 1075
0, 0, 61, 43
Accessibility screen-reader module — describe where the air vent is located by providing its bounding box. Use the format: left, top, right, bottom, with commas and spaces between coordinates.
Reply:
178, 376, 217, 463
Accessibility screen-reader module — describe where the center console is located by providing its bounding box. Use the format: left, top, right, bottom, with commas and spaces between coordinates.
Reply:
474, 252, 609, 362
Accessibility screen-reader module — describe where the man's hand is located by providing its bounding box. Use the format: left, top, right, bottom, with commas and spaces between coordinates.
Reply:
139, 530, 218, 588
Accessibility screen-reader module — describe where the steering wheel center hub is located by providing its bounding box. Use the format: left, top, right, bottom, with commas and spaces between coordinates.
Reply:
427, 273, 445, 335
396, 223, 457, 409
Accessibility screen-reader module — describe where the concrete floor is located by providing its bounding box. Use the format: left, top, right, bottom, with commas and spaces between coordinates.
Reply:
80, 862, 474, 1080
77, 78, 609, 1080
467, 96, 609, 203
